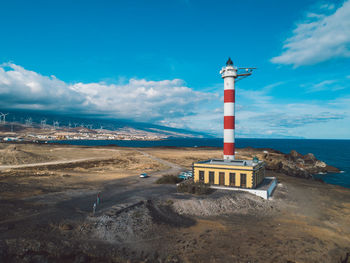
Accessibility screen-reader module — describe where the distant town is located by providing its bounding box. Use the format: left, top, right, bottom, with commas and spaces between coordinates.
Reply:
0, 118, 195, 142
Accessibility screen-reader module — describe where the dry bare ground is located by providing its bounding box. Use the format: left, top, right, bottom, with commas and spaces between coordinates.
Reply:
0, 143, 349, 263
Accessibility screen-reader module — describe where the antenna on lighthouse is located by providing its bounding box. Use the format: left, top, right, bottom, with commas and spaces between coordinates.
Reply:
235, 67, 257, 82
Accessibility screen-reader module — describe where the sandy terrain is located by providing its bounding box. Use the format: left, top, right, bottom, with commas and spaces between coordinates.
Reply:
0, 143, 349, 263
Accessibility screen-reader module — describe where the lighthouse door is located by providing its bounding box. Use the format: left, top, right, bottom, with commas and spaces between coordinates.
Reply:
241, 173, 247, 188
219, 172, 225, 186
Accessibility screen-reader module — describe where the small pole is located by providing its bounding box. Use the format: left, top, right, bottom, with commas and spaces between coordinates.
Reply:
97, 193, 100, 205
93, 202, 96, 216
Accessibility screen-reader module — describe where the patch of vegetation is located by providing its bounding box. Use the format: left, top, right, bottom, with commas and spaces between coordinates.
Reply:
155, 175, 183, 184
164, 199, 174, 206
132, 210, 143, 219
177, 181, 211, 195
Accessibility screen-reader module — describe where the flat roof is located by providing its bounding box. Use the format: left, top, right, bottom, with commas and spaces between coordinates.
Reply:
194, 159, 263, 167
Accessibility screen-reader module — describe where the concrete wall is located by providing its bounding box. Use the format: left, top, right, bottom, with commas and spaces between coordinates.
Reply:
266, 177, 277, 197
210, 177, 277, 200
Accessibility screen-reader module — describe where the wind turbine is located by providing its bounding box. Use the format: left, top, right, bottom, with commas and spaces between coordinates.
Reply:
99, 126, 103, 133
41, 119, 47, 129
11, 116, 15, 132
0, 113, 9, 124
25, 117, 32, 127
53, 121, 59, 129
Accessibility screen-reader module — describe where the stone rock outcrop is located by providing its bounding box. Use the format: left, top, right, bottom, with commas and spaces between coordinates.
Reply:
260, 150, 340, 179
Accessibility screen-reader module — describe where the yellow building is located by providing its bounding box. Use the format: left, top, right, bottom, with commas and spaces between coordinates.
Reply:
193, 159, 265, 189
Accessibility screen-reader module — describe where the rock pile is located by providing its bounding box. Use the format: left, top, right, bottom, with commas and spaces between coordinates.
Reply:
172, 191, 276, 216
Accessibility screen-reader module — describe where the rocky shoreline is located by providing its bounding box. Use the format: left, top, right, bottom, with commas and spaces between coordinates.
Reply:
251, 148, 340, 179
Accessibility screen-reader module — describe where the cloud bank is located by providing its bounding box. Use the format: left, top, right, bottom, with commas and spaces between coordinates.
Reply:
0, 63, 214, 129
1, 63, 349, 138
233, 86, 349, 138
271, 0, 350, 66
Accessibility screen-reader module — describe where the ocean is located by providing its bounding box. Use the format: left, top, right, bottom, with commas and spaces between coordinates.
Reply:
53, 138, 350, 189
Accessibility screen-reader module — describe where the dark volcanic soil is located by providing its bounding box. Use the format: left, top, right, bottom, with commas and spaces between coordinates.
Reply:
0, 144, 349, 263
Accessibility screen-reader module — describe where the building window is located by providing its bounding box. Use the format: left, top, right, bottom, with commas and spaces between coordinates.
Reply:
229, 173, 235, 186
240, 173, 247, 188
209, 171, 214, 184
219, 172, 225, 186
199, 171, 204, 182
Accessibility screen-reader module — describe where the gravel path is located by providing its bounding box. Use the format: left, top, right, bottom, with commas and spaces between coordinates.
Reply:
0, 157, 109, 170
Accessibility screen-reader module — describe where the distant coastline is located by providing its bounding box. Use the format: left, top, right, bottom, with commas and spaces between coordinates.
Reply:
2, 137, 349, 188
50, 138, 350, 189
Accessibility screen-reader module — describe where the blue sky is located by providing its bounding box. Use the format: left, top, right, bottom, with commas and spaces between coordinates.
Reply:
0, 0, 349, 138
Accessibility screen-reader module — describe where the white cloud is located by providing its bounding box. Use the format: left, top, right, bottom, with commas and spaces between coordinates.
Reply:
263, 81, 285, 91
0, 63, 214, 129
1, 63, 349, 138
306, 79, 337, 93
320, 3, 335, 10
302, 75, 350, 93
0, 63, 85, 111
161, 81, 350, 138
232, 84, 350, 138
271, 0, 350, 66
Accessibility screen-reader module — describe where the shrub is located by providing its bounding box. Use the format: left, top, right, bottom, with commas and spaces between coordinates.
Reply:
156, 175, 183, 184
177, 181, 211, 195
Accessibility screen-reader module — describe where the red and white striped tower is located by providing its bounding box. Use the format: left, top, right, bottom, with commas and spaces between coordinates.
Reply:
220, 58, 237, 160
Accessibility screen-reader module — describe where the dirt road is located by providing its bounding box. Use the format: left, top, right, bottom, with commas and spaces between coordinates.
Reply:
0, 157, 110, 170
0, 148, 183, 226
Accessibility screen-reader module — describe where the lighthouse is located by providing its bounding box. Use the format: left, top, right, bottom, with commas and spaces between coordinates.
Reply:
220, 58, 237, 160
192, 58, 274, 198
